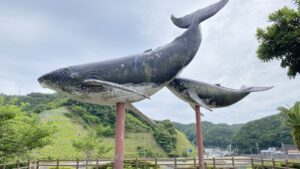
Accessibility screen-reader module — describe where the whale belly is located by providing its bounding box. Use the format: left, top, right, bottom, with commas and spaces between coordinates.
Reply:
67, 83, 162, 105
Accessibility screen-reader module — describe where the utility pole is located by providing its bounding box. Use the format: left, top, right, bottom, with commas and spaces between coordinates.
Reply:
256, 142, 259, 154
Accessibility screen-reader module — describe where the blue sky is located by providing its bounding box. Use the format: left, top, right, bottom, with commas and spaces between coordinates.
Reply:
0, 0, 299, 124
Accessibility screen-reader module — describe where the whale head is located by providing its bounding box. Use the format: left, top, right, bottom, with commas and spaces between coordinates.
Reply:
38, 68, 75, 92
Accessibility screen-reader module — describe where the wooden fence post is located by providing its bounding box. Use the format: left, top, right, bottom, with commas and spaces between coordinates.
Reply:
213, 157, 216, 169
155, 158, 158, 169
204, 162, 207, 169
261, 158, 264, 167
194, 157, 196, 167
232, 157, 235, 169
96, 158, 99, 169
251, 157, 254, 169
16, 160, 20, 169
285, 159, 289, 169
174, 157, 177, 168
76, 158, 79, 169
3, 163, 6, 169
36, 159, 39, 169
272, 158, 275, 169
27, 160, 31, 169
135, 158, 138, 169
56, 159, 59, 169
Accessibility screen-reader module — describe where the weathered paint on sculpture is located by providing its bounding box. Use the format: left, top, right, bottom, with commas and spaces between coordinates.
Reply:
167, 78, 273, 111
38, 0, 229, 122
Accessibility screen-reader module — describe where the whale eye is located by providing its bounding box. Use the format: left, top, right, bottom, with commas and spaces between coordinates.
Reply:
70, 72, 79, 79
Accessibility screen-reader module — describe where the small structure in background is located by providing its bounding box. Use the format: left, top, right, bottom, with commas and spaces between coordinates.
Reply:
282, 144, 300, 154
260, 147, 283, 155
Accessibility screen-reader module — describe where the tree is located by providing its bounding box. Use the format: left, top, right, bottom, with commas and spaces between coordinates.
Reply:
231, 114, 292, 154
278, 102, 300, 150
256, 1, 300, 78
72, 133, 111, 160
0, 97, 55, 162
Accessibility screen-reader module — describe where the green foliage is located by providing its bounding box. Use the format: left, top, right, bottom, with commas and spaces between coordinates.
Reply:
98, 161, 160, 169
153, 120, 177, 156
174, 130, 196, 157
0, 93, 66, 113
174, 122, 242, 148
136, 146, 156, 158
31, 107, 111, 160
175, 114, 293, 154
96, 124, 114, 136
278, 101, 300, 149
33, 104, 52, 114
0, 96, 55, 162
67, 101, 151, 133
72, 133, 111, 159
0, 93, 196, 159
125, 113, 151, 132
231, 114, 293, 154
256, 2, 300, 78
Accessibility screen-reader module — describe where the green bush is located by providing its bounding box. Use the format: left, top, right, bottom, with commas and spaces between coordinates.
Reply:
49, 167, 73, 169
96, 161, 160, 169
136, 146, 157, 158
280, 162, 300, 169
153, 120, 178, 156
96, 124, 114, 136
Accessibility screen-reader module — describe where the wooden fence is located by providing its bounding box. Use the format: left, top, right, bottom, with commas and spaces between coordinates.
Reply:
0, 157, 299, 169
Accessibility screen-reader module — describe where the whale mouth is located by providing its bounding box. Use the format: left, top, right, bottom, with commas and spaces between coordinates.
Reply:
39, 82, 47, 88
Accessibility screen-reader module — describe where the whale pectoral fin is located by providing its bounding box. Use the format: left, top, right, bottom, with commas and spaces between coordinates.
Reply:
241, 85, 273, 92
144, 49, 152, 53
126, 103, 156, 127
187, 89, 212, 111
82, 79, 150, 99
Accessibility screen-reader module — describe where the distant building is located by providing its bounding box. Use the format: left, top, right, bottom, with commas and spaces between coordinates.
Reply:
205, 148, 232, 158
282, 144, 300, 154
260, 147, 277, 155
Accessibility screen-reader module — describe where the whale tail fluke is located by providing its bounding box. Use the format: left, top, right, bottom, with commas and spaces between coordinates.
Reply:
171, 0, 229, 29
241, 85, 273, 93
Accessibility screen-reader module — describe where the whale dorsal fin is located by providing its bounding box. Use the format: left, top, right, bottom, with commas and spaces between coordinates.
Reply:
171, 0, 229, 29
83, 79, 150, 99
126, 103, 156, 127
187, 89, 212, 111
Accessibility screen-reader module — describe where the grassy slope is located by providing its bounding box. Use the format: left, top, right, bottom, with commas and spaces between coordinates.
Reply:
175, 130, 196, 157
31, 107, 171, 159
31, 107, 89, 159
102, 133, 167, 158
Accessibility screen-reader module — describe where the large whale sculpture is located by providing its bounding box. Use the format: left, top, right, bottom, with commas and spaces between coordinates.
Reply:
38, 0, 229, 118
167, 77, 273, 111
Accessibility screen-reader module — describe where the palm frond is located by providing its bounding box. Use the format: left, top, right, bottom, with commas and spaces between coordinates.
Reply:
278, 102, 300, 128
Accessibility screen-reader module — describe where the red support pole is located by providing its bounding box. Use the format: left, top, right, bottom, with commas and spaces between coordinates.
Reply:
195, 105, 204, 169
114, 102, 126, 169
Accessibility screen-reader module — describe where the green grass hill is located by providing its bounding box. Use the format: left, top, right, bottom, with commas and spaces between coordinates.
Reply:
29, 106, 192, 159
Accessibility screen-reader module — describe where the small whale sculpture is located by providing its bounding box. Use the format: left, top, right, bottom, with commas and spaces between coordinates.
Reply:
38, 0, 229, 122
167, 78, 273, 111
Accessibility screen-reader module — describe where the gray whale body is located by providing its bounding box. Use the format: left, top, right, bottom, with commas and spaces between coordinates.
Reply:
167, 78, 273, 111
38, 0, 228, 105
38, 0, 228, 124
